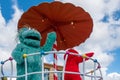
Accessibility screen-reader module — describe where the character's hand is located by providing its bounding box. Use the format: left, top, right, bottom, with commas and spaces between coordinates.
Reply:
47, 32, 56, 41
41, 32, 57, 51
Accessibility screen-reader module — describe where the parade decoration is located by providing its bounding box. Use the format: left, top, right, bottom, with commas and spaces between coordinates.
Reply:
18, 1, 93, 50
0, 1, 103, 80
0, 51, 103, 80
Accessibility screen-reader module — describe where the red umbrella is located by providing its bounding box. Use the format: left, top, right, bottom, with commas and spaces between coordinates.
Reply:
18, 1, 93, 50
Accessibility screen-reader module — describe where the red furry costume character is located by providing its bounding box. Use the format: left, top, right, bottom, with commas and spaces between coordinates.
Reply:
64, 49, 94, 80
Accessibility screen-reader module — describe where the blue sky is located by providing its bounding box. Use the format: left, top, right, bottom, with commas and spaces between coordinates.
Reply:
108, 48, 120, 73
0, 0, 120, 80
0, 0, 52, 22
100, 7, 120, 74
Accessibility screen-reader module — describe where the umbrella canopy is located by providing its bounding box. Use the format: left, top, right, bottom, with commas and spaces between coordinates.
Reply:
18, 1, 93, 50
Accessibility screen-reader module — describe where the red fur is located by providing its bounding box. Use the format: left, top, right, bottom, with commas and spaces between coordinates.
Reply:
64, 49, 94, 80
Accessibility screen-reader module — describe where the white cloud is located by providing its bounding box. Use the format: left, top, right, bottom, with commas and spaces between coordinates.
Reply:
0, 0, 23, 56
106, 72, 120, 80
0, 0, 23, 77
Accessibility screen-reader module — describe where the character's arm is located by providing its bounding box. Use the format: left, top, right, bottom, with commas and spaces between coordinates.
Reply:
12, 44, 24, 64
41, 32, 56, 52
77, 52, 94, 63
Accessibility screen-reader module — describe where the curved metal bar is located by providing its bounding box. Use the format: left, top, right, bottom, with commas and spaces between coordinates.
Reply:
10, 60, 13, 80
0, 51, 103, 80
1, 64, 4, 76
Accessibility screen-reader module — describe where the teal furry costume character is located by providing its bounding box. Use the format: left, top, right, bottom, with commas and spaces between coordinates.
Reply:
12, 27, 56, 80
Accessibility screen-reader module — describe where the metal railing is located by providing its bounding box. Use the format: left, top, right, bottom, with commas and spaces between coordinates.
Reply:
0, 51, 103, 80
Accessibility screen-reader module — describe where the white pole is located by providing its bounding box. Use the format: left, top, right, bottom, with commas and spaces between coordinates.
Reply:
91, 72, 93, 80
41, 55, 44, 80
82, 58, 85, 80
94, 61, 97, 80
10, 60, 13, 80
98, 66, 103, 80
53, 41, 58, 80
62, 53, 69, 80
23, 54, 28, 80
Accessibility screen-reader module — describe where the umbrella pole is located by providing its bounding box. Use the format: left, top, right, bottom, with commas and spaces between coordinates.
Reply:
53, 41, 58, 80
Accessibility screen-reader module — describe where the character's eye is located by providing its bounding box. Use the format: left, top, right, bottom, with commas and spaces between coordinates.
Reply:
25, 36, 40, 40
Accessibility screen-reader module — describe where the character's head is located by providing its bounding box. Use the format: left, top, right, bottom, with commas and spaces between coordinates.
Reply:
67, 49, 78, 54
18, 27, 41, 47
64, 48, 78, 59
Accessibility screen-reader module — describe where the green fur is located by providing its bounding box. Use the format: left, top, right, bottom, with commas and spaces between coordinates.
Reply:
12, 27, 56, 80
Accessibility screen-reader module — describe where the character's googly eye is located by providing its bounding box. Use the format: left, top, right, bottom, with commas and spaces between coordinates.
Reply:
28, 27, 32, 30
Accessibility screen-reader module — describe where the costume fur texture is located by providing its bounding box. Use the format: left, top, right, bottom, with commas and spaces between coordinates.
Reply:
64, 49, 94, 80
12, 27, 56, 80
